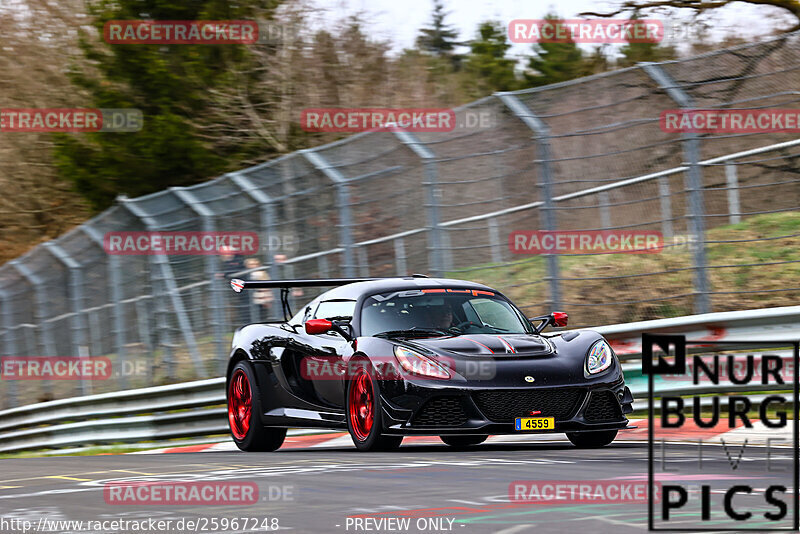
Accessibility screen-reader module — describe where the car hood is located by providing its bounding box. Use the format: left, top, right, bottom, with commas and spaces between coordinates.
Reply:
405, 334, 553, 357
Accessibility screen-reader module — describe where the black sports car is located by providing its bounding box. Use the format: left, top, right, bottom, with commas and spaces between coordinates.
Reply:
226, 275, 633, 452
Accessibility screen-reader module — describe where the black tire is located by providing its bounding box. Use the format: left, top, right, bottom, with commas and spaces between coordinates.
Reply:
346, 360, 403, 452
228, 361, 287, 452
440, 435, 489, 448
566, 429, 618, 448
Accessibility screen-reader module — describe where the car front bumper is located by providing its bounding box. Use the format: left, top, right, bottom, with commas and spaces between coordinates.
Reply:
379, 377, 633, 436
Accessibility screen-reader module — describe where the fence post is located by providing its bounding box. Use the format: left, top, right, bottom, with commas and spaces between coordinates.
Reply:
598, 191, 612, 229
134, 297, 154, 384
42, 242, 89, 396
658, 177, 674, 240
440, 229, 454, 273
496, 92, 561, 310
301, 149, 356, 278
0, 288, 18, 407
170, 187, 226, 369
392, 130, 446, 277
725, 163, 741, 224
10, 260, 55, 398
81, 225, 128, 387
119, 196, 204, 380
488, 217, 502, 264
643, 63, 711, 314
318, 254, 330, 278
394, 238, 408, 276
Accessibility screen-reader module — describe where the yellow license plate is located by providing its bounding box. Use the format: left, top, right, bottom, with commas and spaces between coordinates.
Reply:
515, 417, 554, 431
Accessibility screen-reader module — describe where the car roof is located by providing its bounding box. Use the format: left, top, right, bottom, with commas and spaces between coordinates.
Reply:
318, 277, 496, 300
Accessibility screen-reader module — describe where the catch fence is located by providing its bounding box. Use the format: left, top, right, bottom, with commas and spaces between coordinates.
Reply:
1, 32, 799, 408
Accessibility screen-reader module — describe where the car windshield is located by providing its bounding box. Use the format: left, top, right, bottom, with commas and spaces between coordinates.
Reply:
360, 289, 533, 337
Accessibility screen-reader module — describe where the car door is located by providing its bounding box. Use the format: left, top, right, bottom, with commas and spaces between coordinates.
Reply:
276, 298, 321, 401
303, 300, 356, 408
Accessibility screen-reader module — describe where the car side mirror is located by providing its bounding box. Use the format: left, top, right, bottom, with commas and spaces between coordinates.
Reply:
305, 319, 332, 335
304, 318, 354, 341
552, 312, 568, 327
529, 311, 568, 333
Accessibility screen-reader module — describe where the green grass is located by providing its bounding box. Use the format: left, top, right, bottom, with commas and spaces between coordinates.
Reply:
0, 435, 232, 459
0, 445, 159, 459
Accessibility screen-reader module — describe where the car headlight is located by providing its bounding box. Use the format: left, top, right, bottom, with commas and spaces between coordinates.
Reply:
586, 339, 613, 375
394, 346, 451, 379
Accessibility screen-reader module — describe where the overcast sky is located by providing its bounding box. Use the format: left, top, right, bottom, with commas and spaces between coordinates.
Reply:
308, 0, 788, 57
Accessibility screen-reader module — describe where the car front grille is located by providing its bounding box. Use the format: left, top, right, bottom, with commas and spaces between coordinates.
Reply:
472, 388, 583, 423
584, 390, 623, 422
412, 397, 468, 427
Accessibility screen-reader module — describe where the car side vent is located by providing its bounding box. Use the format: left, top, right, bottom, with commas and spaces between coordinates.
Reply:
412, 397, 467, 426
584, 391, 623, 422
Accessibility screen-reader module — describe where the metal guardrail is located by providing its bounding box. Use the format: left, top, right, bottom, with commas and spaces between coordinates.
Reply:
0, 306, 798, 453
0, 378, 226, 453
0, 377, 225, 434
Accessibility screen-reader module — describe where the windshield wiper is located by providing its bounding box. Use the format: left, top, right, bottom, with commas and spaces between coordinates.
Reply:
374, 328, 450, 338
482, 324, 512, 332
447, 323, 512, 334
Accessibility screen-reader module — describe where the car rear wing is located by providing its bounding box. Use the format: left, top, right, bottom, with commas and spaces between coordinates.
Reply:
229, 278, 380, 293
229, 275, 428, 320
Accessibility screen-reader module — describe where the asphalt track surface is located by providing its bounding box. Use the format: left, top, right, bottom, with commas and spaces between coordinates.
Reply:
0, 435, 796, 534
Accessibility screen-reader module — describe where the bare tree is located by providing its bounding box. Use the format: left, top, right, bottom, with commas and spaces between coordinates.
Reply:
581, 0, 800, 32
0, 0, 91, 264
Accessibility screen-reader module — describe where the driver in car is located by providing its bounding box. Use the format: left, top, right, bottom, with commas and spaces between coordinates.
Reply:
430, 304, 455, 330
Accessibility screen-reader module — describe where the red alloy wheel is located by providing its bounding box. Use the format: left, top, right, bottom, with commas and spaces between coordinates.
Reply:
228, 368, 252, 440
348, 368, 374, 441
